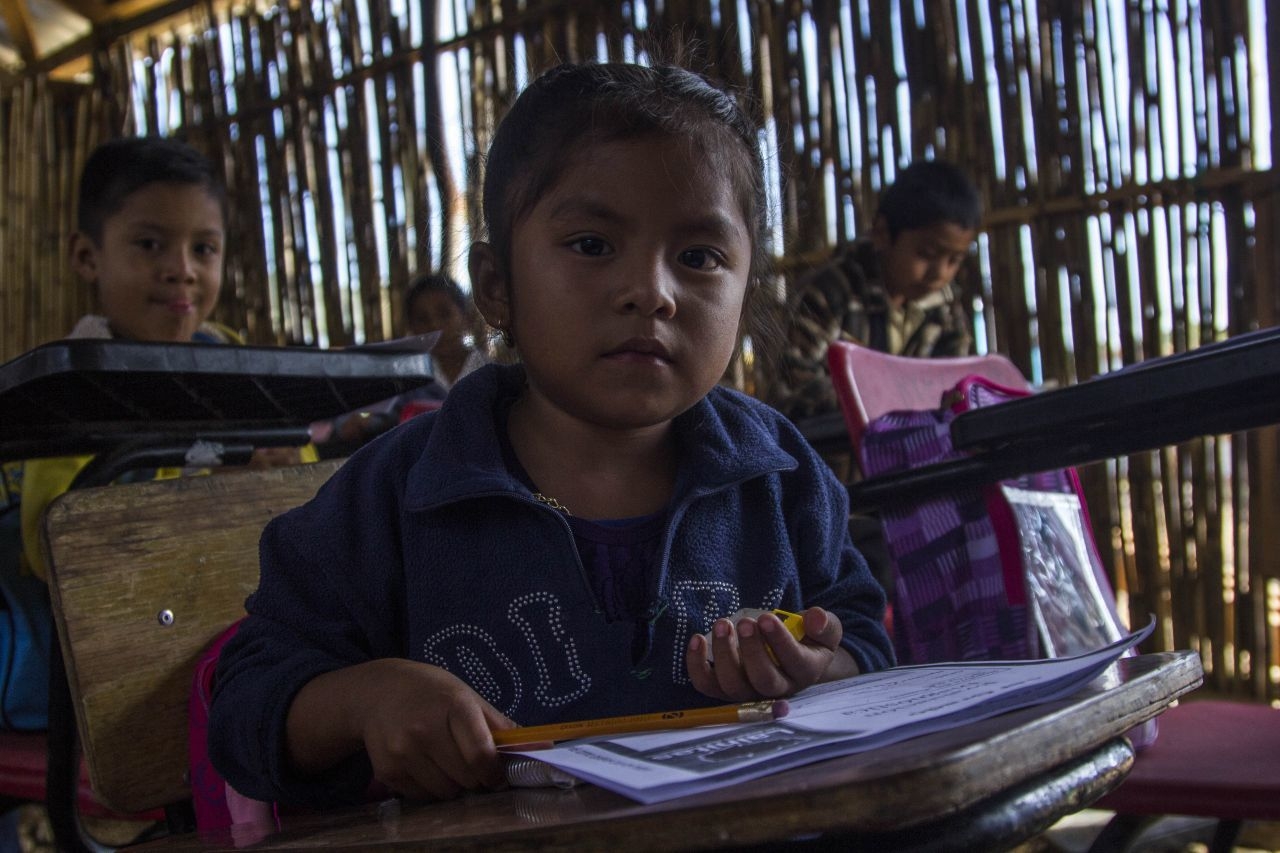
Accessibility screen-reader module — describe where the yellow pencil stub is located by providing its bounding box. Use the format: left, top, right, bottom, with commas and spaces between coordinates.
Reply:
769, 608, 807, 642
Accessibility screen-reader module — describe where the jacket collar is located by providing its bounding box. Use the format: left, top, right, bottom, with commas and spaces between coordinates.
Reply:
404, 363, 797, 513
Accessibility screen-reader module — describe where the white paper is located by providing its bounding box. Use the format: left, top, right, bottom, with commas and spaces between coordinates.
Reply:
510, 620, 1154, 803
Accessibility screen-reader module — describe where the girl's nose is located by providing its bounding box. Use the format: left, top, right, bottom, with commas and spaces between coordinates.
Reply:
615, 259, 677, 318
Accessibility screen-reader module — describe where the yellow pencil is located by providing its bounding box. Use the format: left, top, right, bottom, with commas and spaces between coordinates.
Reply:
492, 699, 790, 747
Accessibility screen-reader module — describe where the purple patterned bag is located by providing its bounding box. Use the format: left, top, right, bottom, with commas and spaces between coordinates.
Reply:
860, 394, 1035, 664
859, 375, 1128, 666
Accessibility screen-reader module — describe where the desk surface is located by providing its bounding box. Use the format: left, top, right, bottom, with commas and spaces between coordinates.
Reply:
142, 651, 1201, 852
0, 340, 436, 462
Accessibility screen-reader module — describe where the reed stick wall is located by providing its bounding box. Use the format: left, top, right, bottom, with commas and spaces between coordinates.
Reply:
1, 0, 1276, 702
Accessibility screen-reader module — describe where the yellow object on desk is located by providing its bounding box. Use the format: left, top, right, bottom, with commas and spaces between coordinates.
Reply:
492, 699, 789, 747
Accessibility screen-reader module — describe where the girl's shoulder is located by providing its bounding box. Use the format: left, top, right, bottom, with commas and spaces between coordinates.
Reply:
703, 384, 803, 437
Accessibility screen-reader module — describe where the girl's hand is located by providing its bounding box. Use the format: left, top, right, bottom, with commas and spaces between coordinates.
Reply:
684, 607, 858, 702
287, 659, 516, 802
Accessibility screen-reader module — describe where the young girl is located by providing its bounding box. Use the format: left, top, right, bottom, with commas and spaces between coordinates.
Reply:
403, 273, 489, 391
330, 273, 488, 444
208, 61, 893, 808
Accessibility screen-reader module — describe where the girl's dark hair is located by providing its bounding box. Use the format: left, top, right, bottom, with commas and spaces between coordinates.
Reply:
405, 272, 468, 316
480, 62, 770, 292
877, 160, 982, 240
77, 137, 227, 241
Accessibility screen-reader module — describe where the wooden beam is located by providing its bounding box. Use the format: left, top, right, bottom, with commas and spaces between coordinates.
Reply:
100, 0, 202, 25
0, 0, 38, 63
29, 0, 202, 75
27, 29, 93, 74
57, 0, 111, 25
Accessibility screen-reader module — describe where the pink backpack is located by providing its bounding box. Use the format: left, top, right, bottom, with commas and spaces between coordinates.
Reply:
188, 620, 277, 832
188, 621, 391, 833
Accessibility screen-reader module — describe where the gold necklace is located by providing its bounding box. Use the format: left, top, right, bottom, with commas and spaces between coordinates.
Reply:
532, 491, 570, 515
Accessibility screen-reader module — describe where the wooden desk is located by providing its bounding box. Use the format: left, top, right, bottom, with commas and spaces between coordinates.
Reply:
138, 651, 1201, 852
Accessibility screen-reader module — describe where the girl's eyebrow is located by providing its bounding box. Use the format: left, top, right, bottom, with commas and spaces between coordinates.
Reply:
545, 196, 743, 240
681, 212, 745, 241
544, 196, 626, 225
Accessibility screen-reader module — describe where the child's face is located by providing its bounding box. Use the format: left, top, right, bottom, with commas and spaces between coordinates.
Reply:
478, 135, 752, 431
71, 182, 225, 343
407, 290, 467, 354
872, 220, 976, 305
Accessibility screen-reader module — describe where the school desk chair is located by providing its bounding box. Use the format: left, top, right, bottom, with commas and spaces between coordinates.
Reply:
825, 338, 1280, 853
0, 339, 436, 851
36, 460, 345, 851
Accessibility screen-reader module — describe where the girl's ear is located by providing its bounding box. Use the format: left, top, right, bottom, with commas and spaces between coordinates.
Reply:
69, 231, 100, 286
469, 241, 511, 332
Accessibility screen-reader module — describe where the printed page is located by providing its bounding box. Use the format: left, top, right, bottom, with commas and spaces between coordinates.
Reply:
512, 620, 1154, 803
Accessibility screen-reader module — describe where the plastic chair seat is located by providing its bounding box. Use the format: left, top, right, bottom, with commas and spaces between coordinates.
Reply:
1093, 700, 1280, 820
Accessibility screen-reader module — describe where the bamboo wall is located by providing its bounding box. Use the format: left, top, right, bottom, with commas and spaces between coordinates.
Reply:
1, 0, 1277, 702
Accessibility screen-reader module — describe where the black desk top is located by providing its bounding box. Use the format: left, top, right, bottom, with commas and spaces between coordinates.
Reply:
843, 326, 1280, 511
951, 325, 1280, 455
0, 339, 436, 463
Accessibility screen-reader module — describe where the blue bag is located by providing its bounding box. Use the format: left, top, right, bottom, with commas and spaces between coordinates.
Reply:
0, 504, 53, 731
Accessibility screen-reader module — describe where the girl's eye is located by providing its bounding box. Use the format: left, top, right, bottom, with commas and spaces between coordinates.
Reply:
679, 248, 725, 271
135, 238, 161, 252
195, 242, 221, 258
569, 237, 611, 256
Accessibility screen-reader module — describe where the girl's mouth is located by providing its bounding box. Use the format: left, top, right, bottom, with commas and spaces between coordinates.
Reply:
604, 338, 673, 363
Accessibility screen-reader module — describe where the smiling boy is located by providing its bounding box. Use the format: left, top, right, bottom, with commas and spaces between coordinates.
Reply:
66, 136, 230, 344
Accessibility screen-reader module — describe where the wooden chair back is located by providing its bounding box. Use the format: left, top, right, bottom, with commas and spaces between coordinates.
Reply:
40, 459, 343, 816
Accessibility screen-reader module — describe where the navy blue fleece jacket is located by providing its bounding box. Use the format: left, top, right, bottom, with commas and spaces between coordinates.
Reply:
208, 363, 892, 807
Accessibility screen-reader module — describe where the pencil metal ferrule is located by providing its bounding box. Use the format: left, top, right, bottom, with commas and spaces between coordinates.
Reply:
737, 700, 779, 723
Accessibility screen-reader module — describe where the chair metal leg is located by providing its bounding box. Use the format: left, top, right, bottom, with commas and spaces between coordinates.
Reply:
1086, 812, 1159, 853
1207, 819, 1243, 853
45, 637, 113, 853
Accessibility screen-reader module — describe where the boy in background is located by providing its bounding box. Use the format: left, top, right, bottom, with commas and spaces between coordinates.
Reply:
20, 136, 313, 581
764, 160, 981, 421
